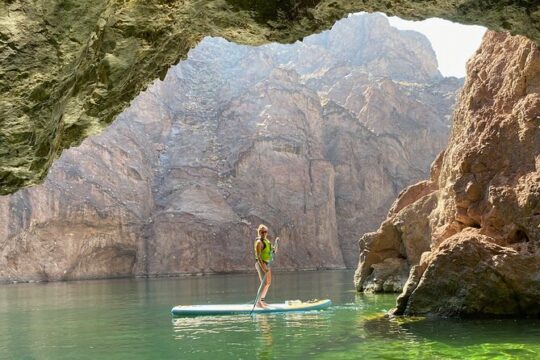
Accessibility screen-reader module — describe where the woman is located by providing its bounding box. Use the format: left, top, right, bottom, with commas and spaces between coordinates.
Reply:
254, 224, 279, 308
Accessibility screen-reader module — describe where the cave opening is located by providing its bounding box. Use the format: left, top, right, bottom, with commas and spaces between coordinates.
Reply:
509, 228, 530, 244
0, 10, 495, 281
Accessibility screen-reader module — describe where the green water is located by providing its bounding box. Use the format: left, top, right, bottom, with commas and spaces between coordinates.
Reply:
0, 270, 538, 359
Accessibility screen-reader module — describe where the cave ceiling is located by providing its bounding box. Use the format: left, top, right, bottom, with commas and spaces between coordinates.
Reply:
0, 0, 538, 194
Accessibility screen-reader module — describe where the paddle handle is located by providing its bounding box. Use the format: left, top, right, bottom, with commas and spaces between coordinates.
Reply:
273, 237, 280, 253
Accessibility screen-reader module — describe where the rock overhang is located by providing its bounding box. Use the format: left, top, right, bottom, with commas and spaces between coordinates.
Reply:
1, 0, 539, 195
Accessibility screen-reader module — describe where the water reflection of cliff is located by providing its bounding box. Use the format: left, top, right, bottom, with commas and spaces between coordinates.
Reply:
362, 313, 540, 348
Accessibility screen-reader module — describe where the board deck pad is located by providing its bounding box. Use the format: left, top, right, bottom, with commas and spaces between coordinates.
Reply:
171, 299, 332, 316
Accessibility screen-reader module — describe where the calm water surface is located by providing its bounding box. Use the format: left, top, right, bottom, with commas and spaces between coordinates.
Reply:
0, 270, 538, 359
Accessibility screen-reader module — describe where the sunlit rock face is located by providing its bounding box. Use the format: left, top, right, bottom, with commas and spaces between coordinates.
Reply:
355, 31, 540, 317
0, 0, 538, 195
0, 14, 460, 280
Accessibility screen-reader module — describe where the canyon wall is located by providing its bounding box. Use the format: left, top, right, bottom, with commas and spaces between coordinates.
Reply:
2, 1, 538, 318
355, 31, 540, 317
1, 0, 537, 195
0, 14, 460, 281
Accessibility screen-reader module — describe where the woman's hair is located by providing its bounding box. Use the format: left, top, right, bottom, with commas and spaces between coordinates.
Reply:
257, 224, 268, 235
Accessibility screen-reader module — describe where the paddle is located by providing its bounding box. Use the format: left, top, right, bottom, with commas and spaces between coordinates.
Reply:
250, 237, 279, 316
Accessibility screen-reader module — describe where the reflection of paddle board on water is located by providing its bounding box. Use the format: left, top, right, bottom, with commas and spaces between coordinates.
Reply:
171, 299, 332, 316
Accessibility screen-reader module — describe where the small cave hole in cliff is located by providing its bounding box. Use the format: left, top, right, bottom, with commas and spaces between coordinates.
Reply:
0, 12, 487, 281
509, 228, 530, 244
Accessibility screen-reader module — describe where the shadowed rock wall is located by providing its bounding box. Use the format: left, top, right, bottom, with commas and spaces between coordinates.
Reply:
0, 0, 538, 194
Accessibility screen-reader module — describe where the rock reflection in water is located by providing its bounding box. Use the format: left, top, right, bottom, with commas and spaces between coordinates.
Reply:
362, 314, 414, 340
399, 318, 540, 347
363, 313, 540, 353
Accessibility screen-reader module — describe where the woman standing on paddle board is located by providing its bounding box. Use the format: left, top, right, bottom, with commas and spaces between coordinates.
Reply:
254, 224, 279, 308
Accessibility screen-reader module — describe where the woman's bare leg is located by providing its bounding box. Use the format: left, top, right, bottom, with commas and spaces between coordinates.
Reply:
255, 263, 269, 308
256, 262, 264, 282
260, 270, 272, 304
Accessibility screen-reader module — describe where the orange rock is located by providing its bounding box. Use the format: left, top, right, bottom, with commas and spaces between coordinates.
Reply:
356, 31, 540, 317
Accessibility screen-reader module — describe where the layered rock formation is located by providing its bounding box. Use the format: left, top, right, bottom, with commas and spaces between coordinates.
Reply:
0, 14, 460, 281
355, 31, 540, 317
0, 0, 538, 195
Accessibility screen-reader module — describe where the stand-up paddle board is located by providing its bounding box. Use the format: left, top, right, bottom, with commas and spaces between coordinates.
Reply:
171, 299, 332, 316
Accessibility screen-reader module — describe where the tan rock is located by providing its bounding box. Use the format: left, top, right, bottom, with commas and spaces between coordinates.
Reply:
357, 31, 540, 317
398, 231, 540, 317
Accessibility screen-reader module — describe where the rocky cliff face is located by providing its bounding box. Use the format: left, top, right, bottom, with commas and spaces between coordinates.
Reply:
0, 14, 460, 281
0, 0, 537, 195
355, 31, 540, 317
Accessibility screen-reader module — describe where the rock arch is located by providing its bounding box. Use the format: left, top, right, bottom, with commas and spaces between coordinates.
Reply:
0, 0, 538, 194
